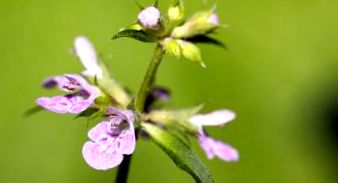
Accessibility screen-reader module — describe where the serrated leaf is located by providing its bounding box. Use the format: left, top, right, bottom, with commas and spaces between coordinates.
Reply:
186, 35, 226, 49
112, 30, 157, 42
142, 123, 214, 183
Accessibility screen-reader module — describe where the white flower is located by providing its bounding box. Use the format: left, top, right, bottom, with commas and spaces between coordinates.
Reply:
74, 36, 103, 79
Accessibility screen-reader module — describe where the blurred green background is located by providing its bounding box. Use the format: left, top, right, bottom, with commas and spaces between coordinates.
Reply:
1, 0, 338, 182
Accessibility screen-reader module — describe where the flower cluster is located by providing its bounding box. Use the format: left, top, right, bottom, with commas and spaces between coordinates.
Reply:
36, 1, 238, 181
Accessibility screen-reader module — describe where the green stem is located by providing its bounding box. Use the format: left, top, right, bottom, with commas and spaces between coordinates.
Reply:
135, 44, 165, 112
114, 44, 165, 183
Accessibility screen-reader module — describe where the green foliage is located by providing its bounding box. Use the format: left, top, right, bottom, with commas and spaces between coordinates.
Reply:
142, 123, 214, 183
112, 30, 157, 42
186, 35, 226, 49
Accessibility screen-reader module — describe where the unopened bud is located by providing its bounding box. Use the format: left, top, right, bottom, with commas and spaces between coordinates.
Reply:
168, 6, 184, 22
172, 10, 220, 38
138, 6, 161, 28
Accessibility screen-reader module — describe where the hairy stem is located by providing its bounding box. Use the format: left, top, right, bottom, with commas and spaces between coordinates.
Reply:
135, 44, 165, 112
114, 44, 165, 183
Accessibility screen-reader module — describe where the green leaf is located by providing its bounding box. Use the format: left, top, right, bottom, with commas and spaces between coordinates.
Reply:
186, 35, 227, 49
112, 30, 157, 42
142, 123, 214, 183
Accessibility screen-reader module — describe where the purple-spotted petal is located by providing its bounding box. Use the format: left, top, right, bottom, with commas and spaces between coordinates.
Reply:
82, 108, 136, 170
189, 109, 236, 127
119, 120, 136, 155
42, 76, 69, 90
36, 95, 93, 114
74, 36, 103, 78
87, 122, 111, 141
82, 141, 124, 170
36, 96, 72, 114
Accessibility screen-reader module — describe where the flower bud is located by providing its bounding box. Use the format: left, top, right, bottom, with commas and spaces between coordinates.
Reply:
172, 10, 220, 38
163, 38, 205, 67
138, 6, 161, 28
163, 38, 181, 58
168, 6, 184, 22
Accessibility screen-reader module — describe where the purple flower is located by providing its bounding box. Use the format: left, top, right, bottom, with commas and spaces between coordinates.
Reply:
74, 36, 103, 79
82, 107, 136, 170
138, 6, 160, 28
36, 74, 101, 114
189, 109, 239, 162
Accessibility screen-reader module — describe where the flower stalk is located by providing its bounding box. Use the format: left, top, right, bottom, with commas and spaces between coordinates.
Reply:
135, 44, 165, 113
115, 43, 165, 183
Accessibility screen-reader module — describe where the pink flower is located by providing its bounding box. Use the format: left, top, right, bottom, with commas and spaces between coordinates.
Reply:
82, 107, 136, 170
189, 109, 239, 162
36, 74, 100, 114
138, 6, 160, 28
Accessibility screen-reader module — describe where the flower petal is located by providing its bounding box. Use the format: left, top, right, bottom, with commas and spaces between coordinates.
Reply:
82, 141, 123, 170
87, 121, 111, 141
36, 96, 72, 114
189, 109, 236, 127
198, 135, 216, 159
74, 36, 103, 78
211, 139, 239, 162
42, 76, 69, 90
36, 95, 92, 114
119, 121, 136, 155
198, 135, 239, 162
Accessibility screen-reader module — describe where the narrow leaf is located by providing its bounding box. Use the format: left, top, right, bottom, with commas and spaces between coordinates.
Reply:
142, 123, 214, 183
112, 30, 157, 42
186, 35, 226, 49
